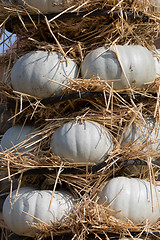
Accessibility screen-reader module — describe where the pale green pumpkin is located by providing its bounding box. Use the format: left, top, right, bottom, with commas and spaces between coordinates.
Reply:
98, 176, 160, 224
3, 187, 75, 237
11, 51, 78, 99
81, 45, 156, 90
50, 120, 113, 163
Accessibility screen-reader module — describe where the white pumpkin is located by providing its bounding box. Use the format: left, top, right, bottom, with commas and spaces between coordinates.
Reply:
50, 120, 113, 163
0, 125, 40, 152
98, 177, 160, 224
81, 45, 156, 90
3, 187, 75, 237
120, 117, 160, 152
11, 51, 79, 99
17, 0, 71, 13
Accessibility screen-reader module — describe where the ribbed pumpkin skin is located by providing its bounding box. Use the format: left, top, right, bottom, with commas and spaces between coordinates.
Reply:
98, 177, 160, 224
3, 188, 75, 237
18, 0, 70, 13
50, 120, 113, 163
0, 125, 40, 152
11, 51, 78, 99
120, 118, 160, 151
81, 45, 155, 90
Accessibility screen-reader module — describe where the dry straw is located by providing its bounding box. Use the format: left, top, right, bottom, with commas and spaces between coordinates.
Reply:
34, 199, 160, 240
0, 0, 160, 239
0, 81, 160, 238
0, 0, 160, 56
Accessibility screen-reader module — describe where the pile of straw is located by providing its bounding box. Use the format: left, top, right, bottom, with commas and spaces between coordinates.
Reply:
0, 0, 160, 240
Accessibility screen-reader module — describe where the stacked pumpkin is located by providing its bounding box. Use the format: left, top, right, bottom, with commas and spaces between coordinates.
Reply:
1, 0, 160, 239
0, 47, 114, 235
1, 44, 160, 237
9, 45, 159, 96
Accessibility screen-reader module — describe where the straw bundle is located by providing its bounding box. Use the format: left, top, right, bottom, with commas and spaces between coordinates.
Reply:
1, 0, 160, 240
